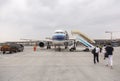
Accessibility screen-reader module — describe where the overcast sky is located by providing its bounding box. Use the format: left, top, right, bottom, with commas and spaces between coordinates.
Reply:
0, 0, 120, 42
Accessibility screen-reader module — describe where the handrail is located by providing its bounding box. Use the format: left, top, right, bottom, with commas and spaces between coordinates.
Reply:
71, 30, 95, 43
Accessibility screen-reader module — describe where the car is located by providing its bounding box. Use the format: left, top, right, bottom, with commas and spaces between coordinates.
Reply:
0, 43, 24, 54
17, 44, 24, 52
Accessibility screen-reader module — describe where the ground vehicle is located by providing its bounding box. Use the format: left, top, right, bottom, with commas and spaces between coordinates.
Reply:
18, 44, 24, 52
0, 43, 24, 54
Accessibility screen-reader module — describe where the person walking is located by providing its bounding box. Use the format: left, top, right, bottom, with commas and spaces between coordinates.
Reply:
102, 45, 108, 60
105, 43, 114, 69
33, 43, 37, 52
93, 46, 100, 64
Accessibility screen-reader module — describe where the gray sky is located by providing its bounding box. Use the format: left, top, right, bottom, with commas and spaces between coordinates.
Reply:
0, 0, 120, 42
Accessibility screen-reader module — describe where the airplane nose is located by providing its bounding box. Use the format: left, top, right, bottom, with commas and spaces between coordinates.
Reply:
52, 34, 66, 40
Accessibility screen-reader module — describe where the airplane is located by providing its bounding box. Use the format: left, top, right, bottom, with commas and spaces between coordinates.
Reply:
38, 29, 95, 51
39, 30, 70, 51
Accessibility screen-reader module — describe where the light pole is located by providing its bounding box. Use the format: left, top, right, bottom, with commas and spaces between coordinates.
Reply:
105, 31, 113, 41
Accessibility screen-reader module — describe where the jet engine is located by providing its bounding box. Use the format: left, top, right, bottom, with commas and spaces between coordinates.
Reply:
39, 42, 45, 47
39, 41, 51, 49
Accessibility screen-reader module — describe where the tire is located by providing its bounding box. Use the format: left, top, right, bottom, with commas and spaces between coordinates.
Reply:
3, 51, 5, 54
9, 51, 12, 54
69, 48, 75, 52
58, 48, 61, 51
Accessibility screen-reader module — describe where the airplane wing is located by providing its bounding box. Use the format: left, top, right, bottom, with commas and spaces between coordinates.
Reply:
20, 30, 95, 51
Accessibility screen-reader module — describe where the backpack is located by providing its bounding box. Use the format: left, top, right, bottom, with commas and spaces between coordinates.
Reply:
91, 48, 96, 54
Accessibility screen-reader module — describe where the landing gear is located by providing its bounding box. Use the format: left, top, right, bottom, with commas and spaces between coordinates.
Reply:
64, 42, 68, 49
58, 46, 61, 51
54, 46, 61, 51
47, 42, 51, 49
65, 46, 68, 49
69, 40, 76, 52
58, 47, 61, 51
47, 45, 51, 49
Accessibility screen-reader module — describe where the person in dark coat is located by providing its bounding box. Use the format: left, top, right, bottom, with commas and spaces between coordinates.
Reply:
105, 43, 114, 69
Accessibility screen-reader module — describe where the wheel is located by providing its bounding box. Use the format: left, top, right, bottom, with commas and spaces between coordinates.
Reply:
9, 51, 12, 54
58, 48, 61, 51
69, 47, 76, 52
3, 51, 5, 54
65, 46, 68, 49
69, 48, 73, 52
47, 46, 51, 49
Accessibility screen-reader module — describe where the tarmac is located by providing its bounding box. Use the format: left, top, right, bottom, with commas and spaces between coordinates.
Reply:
0, 46, 120, 81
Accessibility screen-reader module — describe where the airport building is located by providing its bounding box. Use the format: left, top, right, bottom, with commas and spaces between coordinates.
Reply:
94, 39, 120, 46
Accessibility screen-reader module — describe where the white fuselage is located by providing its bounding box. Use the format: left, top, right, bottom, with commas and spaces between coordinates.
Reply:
52, 30, 68, 46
